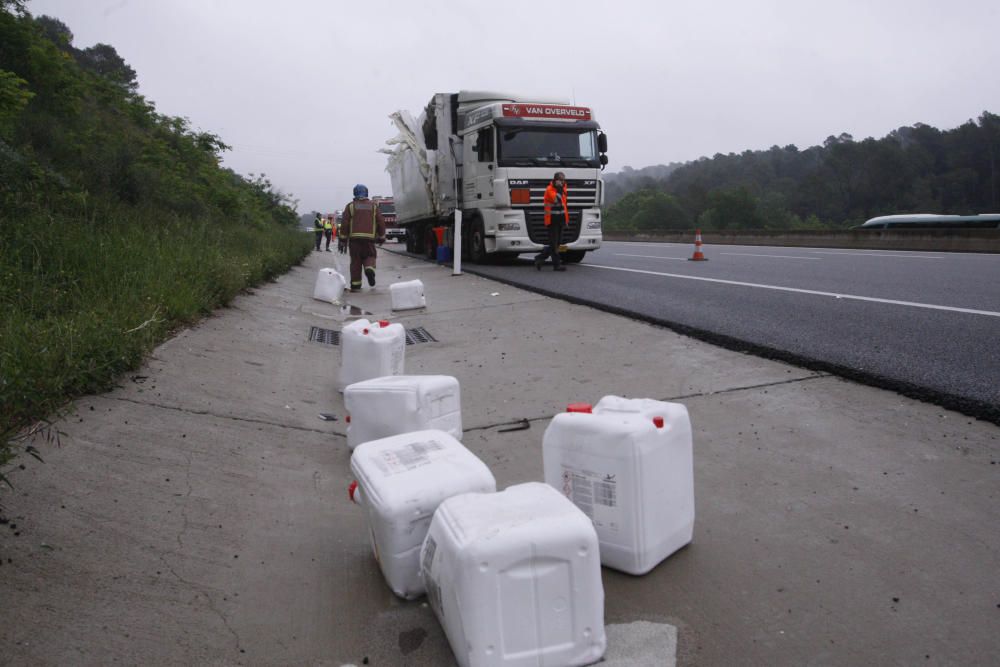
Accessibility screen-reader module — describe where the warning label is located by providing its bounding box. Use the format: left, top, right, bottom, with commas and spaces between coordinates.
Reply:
561, 464, 621, 534
374, 439, 446, 476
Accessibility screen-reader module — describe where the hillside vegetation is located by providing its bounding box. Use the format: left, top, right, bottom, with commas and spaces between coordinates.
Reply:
605, 113, 1000, 232
0, 2, 311, 469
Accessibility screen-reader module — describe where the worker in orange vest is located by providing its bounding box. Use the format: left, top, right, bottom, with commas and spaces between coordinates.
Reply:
534, 171, 569, 271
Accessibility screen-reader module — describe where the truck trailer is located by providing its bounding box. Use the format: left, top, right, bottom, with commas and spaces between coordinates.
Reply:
383, 91, 608, 263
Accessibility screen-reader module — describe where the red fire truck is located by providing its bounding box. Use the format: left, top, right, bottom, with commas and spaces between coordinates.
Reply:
372, 196, 405, 242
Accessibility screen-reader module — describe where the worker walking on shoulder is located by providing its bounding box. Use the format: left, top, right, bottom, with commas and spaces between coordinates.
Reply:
323, 215, 334, 251
338, 184, 386, 292
534, 171, 569, 271
313, 213, 324, 251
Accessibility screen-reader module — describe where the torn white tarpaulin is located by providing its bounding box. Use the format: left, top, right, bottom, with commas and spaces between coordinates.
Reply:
381, 94, 461, 227
382, 110, 438, 222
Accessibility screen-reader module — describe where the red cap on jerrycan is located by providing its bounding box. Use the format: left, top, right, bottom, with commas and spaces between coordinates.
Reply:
566, 403, 593, 414
348, 480, 358, 503
378, 320, 390, 327
653, 416, 665, 428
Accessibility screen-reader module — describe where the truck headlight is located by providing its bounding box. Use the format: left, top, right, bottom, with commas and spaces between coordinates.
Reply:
498, 223, 520, 231
586, 220, 602, 229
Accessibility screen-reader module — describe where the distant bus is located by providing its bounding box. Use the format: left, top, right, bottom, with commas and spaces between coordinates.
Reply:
857, 214, 1000, 229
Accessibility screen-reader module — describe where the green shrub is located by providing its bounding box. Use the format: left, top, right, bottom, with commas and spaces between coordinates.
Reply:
0, 208, 312, 464
0, 6, 311, 466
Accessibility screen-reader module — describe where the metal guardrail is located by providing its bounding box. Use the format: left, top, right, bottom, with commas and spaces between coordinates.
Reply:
602, 229, 1000, 253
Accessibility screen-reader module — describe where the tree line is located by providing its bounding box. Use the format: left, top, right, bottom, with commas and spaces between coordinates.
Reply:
0, 0, 296, 224
603, 112, 1000, 231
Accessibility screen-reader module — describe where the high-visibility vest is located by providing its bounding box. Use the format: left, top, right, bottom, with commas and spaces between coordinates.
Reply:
543, 183, 569, 226
323, 219, 333, 231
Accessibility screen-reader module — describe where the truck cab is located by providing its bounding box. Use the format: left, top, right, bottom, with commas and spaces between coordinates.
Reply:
457, 97, 607, 262
386, 91, 608, 263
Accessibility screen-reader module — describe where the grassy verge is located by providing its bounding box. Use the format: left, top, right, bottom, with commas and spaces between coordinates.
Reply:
0, 208, 312, 469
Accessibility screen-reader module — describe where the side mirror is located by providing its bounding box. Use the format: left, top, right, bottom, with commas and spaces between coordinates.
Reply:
598, 133, 608, 153
600, 154, 608, 166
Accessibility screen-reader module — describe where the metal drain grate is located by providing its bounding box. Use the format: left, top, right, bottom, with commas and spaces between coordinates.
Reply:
405, 327, 437, 345
308, 326, 340, 345
309, 326, 436, 346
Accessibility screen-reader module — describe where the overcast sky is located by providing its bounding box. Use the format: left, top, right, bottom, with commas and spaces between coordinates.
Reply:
27, 0, 1000, 214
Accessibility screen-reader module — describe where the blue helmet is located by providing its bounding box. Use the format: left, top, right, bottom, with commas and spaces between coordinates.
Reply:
353, 184, 368, 198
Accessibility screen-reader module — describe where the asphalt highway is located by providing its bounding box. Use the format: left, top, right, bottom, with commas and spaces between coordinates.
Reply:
441, 241, 1000, 423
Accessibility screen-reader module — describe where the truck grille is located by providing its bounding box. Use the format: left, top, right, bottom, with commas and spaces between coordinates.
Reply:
508, 179, 592, 245
509, 179, 598, 208
525, 210, 582, 245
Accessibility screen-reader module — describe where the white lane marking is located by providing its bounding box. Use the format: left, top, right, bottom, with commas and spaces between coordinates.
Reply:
615, 253, 688, 260
583, 263, 1000, 317
809, 250, 943, 259
720, 252, 820, 260
607, 241, 689, 248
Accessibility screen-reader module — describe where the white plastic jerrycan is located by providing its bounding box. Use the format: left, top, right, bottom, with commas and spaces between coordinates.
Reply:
344, 375, 462, 450
421, 482, 606, 667
542, 396, 694, 575
390, 279, 426, 310
313, 267, 346, 304
349, 429, 496, 599
338, 318, 405, 392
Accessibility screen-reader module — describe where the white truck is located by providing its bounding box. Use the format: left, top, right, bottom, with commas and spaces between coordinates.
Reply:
383, 91, 608, 263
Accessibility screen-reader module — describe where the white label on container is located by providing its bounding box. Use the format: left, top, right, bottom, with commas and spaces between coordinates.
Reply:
561, 464, 621, 534
422, 535, 442, 616
374, 439, 446, 476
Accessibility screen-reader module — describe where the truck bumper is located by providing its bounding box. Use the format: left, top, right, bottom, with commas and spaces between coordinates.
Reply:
484, 208, 603, 253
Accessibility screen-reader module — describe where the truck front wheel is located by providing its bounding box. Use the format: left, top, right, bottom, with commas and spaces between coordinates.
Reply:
469, 218, 487, 264
562, 250, 586, 263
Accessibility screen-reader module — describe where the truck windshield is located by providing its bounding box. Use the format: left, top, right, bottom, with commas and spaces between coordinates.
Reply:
377, 202, 396, 215
497, 128, 599, 168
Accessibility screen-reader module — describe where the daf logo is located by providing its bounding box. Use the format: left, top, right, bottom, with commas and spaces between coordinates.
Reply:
509, 179, 529, 186
583, 180, 595, 186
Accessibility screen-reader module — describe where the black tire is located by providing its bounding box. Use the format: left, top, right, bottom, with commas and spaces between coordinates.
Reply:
562, 250, 586, 263
469, 217, 487, 264
405, 229, 417, 253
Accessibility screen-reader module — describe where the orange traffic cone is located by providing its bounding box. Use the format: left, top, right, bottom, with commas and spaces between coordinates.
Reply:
688, 229, 708, 261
